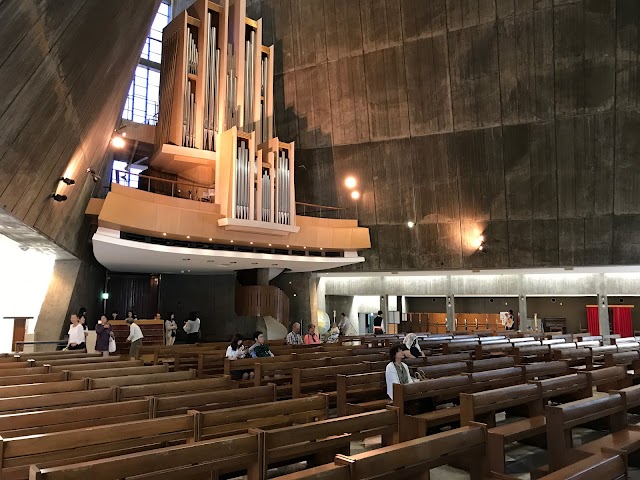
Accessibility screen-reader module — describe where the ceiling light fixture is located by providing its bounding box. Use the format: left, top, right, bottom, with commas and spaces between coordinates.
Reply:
345, 177, 357, 189
209, 238, 212, 241
351, 191, 360, 200
186, 236, 190, 239
407, 221, 415, 228
111, 136, 125, 149
162, 233, 167, 236
250, 242, 253, 245
286, 245, 289, 248
268, 244, 272, 247
230, 240, 234, 243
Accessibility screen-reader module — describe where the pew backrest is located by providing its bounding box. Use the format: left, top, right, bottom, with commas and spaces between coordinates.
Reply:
116, 376, 232, 401
416, 362, 468, 379
468, 356, 515, 372
460, 383, 541, 425
522, 361, 569, 381
89, 369, 196, 389
49, 360, 142, 372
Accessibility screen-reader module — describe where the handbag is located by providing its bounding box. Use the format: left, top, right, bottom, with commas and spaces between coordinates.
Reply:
108, 336, 117, 353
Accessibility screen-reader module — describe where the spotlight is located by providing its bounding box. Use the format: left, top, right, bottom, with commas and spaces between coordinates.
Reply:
86, 168, 101, 183
58, 177, 75, 186
407, 221, 415, 228
351, 191, 360, 200
51, 193, 67, 202
111, 136, 125, 149
345, 177, 357, 189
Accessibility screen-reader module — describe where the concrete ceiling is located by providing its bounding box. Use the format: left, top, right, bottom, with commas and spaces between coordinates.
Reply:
0, 209, 74, 260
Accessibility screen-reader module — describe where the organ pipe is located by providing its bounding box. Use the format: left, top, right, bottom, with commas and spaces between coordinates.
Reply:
203, 13, 219, 151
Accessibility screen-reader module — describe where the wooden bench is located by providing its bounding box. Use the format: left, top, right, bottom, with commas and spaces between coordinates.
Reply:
259, 409, 399, 478
0, 372, 67, 387
197, 394, 328, 440
415, 362, 468, 379
522, 361, 570, 381
67, 364, 169, 380
423, 352, 472, 364
460, 384, 544, 473
328, 353, 386, 365
605, 351, 640, 380
16, 352, 102, 362
443, 341, 478, 355
29, 432, 261, 480
151, 384, 277, 417
273, 425, 488, 480
546, 393, 638, 472
1, 413, 201, 479
579, 365, 631, 392
292, 363, 371, 399
254, 358, 331, 397
115, 376, 233, 401
0, 379, 88, 399
468, 356, 515, 372
88, 369, 196, 389
0, 388, 116, 414
533, 373, 592, 403
0, 398, 153, 437
32, 356, 125, 367
394, 375, 472, 440
536, 454, 626, 480
0, 367, 48, 377
0, 362, 34, 370
467, 366, 525, 392
512, 345, 551, 364
336, 372, 388, 417
48, 360, 142, 372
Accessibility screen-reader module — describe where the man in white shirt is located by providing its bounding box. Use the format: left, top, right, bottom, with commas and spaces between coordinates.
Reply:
184, 313, 201, 344
67, 314, 86, 350
126, 318, 144, 359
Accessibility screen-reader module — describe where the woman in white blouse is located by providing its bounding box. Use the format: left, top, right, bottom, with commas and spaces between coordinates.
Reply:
385, 344, 414, 400
226, 334, 253, 380
67, 314, 86, 350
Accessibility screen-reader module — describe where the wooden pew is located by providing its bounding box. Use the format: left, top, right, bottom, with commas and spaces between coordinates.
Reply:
578, 365, 630, 392
49, 360, 142, 372
29, 433, 261, 480
32, 356, 125, 367
460, 384, 544, 473
258, 409, 399, 479
0, 362, 34, 370
336, 372, 388, 417
152, 384, 277, 417
467, 366, 525, 392
0, 372, 67, 387
423, 352, 472, 364
0, 379, 88, 398
0, 388, 116, 414
198, 394, 329, 440
468, 356, 515, 372
0, 367, 48, 377
292, 363, 371, 399
328, 353, 386, 365
0, 399, 153, 437
394, 375, 472, 440
546, 393, 637, 472
88, 369, 196, 389
273, 425, 488, 480
535, 454, 626, 480
254, 358, 331, 397
512, 345, 551, 364
415, 362, 468, 379
16, 352, 102, 362
116, 376, 233, 401
534, 373, 592, 403
67, 364, 169, 380
474, 342, 512, 359
522, 361, 570, 381
443, 341, 478, 355
1, 414, 200, 479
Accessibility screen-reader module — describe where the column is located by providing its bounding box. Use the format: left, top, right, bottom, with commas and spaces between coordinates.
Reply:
518, 294, 529, 331
381, 295, 389, 331
597, 273, 610, 335
446, 295, 455, 333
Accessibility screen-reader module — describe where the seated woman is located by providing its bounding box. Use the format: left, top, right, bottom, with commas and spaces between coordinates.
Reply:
385, 344, 414, 400
226, 334, 253, 380
400, 333, 425, 359
324, 323, 341, 343
303, 324, 321, 344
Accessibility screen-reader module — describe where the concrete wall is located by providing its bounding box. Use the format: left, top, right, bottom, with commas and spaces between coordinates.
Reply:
248, 0, 640, 271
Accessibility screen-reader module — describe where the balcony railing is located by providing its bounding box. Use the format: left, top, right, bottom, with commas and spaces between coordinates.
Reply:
104, 169, 346, 218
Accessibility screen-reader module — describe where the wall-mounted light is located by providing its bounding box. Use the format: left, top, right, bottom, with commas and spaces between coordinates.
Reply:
351, 191, 360, 200
50, 193, 67, 202
407, 221, 415, 228
345, 177, 357, 189
101, 292, 110, 300
58, 177, 75, 186
111, 135, 125, 149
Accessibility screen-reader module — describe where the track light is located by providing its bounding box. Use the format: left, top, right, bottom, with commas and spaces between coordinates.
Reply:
51, 193, 67, 202
58, 177, 75, 185
86, 168, 101, 183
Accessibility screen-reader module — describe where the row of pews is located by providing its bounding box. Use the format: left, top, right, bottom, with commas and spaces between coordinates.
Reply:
2, 331, 639, 479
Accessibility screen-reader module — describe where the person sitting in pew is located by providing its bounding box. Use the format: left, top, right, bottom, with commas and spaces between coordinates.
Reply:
325, 323, 341, 343
400, 333, 425, 358
226, 334, 254, 380
303, 324, 322, 345
386, 344, 414, 400
286, 322, 303, 345
249, 331, 274, 357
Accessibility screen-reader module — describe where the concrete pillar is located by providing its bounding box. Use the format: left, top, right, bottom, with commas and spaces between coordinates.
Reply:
518, 294, 529, 331
597, 273, 610, 335
446, 295, 455, 332
381, 295, 389, 331
271, 272, 317, 329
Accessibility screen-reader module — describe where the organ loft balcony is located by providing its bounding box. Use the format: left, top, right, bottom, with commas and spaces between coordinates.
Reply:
86, 0, 369, 274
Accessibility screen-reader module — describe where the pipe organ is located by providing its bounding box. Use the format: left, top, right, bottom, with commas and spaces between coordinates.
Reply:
151, 0, 297, 235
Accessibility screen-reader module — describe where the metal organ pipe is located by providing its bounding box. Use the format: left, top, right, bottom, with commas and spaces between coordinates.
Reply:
203, 13, 219, 151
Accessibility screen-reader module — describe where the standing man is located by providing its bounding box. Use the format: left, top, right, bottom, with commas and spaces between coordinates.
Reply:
373, 310, 384, 334
184, 312, 201, 344
126, 317, 144, 360
286, 322, 303, 345
338, 313, 349, 335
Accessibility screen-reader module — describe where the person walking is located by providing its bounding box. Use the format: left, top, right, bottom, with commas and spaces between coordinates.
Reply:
165, 313, 178, 346
126, 317, 144, 360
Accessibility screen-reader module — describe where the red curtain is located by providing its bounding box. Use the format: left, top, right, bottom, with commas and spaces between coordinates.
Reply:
613, 307, 633, 338
586, 306, 599, 335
